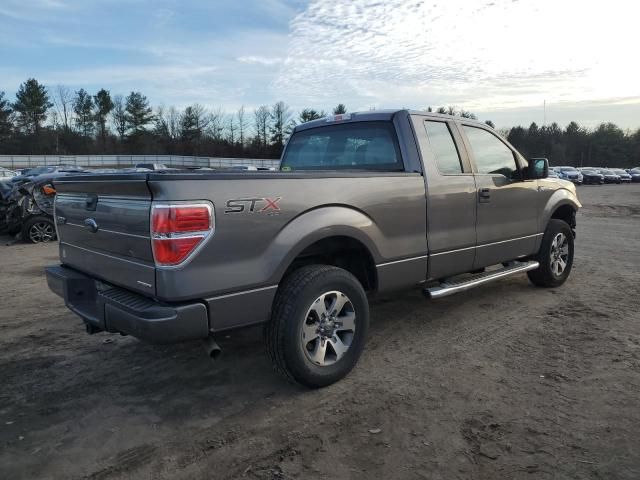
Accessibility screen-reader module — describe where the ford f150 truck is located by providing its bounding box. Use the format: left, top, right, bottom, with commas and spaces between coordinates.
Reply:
46, 110, 580, 387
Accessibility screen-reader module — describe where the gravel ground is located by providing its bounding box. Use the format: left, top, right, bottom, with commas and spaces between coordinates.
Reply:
1, 185, 639, 480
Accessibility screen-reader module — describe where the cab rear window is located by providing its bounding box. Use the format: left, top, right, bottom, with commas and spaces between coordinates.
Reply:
281, 121, 403, 171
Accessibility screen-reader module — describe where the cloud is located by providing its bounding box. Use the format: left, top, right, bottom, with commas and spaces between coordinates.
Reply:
237, 56, 284, 66
273, 0, 640, 112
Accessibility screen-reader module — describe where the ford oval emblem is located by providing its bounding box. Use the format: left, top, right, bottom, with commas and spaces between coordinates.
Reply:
84, 218, 99, 233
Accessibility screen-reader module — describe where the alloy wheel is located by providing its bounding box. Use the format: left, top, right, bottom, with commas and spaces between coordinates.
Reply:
301, 291, 356, 366
29, 222, 55, 243
550, 232, 569, 277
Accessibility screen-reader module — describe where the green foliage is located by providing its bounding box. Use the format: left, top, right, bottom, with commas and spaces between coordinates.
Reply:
299, 108, 325, 123
0, 91, 12, 139
124, 91, 154, 135
332, 103, 347, 115
0, 77, 638, 165
13, 78, 52, 136
73, 88, 94, 137
93, 89, 114, 145
506, 121, 637, 167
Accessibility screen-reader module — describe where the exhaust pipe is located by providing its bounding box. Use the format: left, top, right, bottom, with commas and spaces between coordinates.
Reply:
204, 337, 222, 360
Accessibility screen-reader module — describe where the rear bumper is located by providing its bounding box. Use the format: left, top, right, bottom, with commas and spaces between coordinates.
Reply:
46, 265, 209, 344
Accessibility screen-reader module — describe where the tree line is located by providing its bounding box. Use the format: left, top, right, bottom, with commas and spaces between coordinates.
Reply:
0, 78, 638, 167
424, 106, 639, 167
504, 121, 640, 168
0, 78, 349, 158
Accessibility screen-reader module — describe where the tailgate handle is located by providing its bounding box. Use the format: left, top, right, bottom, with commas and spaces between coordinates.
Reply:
85, 194, 98, 211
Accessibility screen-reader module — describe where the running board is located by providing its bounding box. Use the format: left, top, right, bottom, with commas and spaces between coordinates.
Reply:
424, 260, 540, 299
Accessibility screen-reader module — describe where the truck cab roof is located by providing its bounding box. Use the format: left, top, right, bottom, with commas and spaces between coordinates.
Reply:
294, 109, 489, 132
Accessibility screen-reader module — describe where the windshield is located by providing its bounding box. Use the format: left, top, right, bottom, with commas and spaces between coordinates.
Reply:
561, 167, 577, 172
612, 169, 626, 174
600, 169, 613, 175
281, 121, 403, 171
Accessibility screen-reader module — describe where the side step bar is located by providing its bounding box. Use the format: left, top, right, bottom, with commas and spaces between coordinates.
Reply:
424, 260, 540, 299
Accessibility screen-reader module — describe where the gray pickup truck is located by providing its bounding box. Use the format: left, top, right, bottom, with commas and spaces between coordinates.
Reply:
46, 110, 580, 387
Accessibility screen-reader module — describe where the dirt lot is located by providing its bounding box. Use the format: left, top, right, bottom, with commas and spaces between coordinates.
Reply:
1, 185, 639, 480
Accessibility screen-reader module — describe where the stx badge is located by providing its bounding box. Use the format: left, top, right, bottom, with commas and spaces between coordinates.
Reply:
224, 197, 282, 214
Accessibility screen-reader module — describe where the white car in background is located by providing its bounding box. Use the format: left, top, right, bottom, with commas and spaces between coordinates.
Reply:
0, 167, 17, 179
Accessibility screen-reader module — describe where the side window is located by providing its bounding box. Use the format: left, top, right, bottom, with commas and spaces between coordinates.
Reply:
281, 122, 403, 171
463, 126, 518, 178
423, 121, 463, 174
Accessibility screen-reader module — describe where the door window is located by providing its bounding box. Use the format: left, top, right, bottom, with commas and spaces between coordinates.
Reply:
463, 126, 518, 178
424, 121, 464, 174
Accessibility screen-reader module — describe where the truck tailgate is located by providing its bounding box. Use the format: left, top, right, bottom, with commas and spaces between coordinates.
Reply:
53, 174, 156, 296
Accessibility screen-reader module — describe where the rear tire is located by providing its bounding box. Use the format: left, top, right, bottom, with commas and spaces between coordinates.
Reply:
21, 216, 57, 244
527, 219, 574, 287
265, 265, 369, 388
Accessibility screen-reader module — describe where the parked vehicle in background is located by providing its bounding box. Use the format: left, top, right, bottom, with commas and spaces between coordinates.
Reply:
228, 165, 259, 171
134, 163, 169, 170
579, 168, 605, 185
0, 167, 17, 179
9, 165, 86, 185
628, 168, 640, 183
1, 173, 61, 242
556, 166, 582, 185
597, 168, 621, 184
611, 169, 632, 183
46, 109, 581, 388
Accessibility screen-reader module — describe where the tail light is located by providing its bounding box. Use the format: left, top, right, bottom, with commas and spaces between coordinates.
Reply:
151, 202, 214, 266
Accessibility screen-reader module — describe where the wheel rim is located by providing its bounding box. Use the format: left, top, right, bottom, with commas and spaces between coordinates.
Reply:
550, 232, 569, 277
301, 291, 356, 366
29, 222, 55, 243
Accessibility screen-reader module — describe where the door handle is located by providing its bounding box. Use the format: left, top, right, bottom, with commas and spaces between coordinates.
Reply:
478, 188, 491, 203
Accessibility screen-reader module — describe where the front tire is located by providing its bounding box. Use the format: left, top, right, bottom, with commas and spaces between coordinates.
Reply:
265, 265, 369, 388
527, 219, 574, 287
21, 216, 57, 244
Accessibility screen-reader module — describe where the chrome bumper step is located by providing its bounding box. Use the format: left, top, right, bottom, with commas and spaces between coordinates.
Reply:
424, 260, 540, 299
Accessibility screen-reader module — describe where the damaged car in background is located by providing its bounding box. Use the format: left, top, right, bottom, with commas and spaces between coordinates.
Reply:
1, 174, 62, 243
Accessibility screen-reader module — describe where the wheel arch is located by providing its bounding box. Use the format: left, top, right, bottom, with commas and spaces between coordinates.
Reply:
550, 204, 577, 229
268, 206, 383, 291
541, 190, 581, 232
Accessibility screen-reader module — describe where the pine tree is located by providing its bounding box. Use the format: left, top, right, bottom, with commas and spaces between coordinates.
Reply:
94, 89, 114, 147
299, 108, 325, 123
13, 78, 52, 137
333, 104, 347, 114
0, 91, 12, 140
73, 88, 95, 137
124, 91, 154, 136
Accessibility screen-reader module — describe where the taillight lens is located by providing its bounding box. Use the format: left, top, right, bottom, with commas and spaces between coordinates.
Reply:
151, 203, 213, 266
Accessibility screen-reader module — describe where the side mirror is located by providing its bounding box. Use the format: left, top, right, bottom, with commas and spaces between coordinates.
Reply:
529, 158, 549, 179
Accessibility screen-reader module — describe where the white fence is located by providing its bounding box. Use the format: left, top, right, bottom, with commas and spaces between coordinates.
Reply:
0, 155, 280, 169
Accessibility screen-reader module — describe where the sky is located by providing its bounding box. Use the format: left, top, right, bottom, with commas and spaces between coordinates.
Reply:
0, 0, 638, 129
